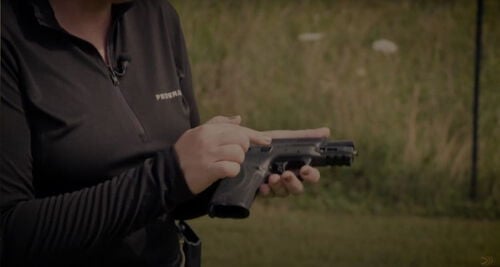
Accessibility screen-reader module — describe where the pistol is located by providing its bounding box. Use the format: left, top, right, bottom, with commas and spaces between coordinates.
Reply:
208, 138, 356, 219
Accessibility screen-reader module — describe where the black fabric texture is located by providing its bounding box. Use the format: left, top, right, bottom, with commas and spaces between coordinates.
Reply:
0, 0, 209, 265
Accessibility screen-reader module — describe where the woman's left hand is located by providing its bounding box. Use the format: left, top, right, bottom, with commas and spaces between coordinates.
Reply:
257, 128, 330, 197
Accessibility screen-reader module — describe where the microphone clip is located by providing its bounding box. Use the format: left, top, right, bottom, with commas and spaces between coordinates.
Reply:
115, 54, 131, 77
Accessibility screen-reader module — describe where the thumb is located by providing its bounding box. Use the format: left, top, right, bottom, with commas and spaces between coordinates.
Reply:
205, 115, 242, 125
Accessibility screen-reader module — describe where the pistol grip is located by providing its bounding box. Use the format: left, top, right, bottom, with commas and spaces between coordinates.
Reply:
208, 163, 267, 219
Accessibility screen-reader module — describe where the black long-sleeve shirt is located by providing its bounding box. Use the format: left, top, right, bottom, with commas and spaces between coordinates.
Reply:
1, 0, 210, 265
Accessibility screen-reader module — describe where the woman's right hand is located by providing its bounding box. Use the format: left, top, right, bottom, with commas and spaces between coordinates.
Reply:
174, 116, 271, 194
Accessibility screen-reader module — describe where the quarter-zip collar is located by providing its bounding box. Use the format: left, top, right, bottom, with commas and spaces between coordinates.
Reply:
28, 0, 134, 31
27, 0, 133, 81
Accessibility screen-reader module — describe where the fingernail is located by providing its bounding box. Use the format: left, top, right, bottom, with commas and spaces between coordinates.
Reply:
301, 169, 310, 176
230, 115, 241, 120
269, 175, 279, 184
264, 136, 272, 144
323, 127, 331, 137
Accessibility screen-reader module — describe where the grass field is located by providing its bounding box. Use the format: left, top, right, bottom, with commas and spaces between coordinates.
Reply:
170, 1, 500, 265
190, 203, 500, 267
171, 0, 500, 218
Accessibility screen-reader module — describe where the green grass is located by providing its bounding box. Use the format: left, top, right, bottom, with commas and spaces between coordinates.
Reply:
169, 3, 500, 265
171, 0, 500, 218
190, 203, 500, 267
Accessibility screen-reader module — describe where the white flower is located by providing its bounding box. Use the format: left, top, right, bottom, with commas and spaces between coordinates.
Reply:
298, 32, 324, 42
372, 39, 398, 54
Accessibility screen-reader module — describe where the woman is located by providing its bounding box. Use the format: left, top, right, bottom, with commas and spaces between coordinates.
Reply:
0, 0, 329, 266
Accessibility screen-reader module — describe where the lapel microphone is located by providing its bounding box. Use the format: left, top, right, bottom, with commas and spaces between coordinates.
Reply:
115, 54, 131, 77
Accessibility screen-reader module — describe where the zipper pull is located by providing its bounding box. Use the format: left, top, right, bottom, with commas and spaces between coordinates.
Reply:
108, 67, 120, 86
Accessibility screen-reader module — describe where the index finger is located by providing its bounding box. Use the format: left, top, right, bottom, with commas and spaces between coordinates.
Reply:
239, 126, 272, 146
264, 127, 330, 139
205, 115, 242, 125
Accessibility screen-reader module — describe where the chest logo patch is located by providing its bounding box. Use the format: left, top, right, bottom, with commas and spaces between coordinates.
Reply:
155, 89, 183, 101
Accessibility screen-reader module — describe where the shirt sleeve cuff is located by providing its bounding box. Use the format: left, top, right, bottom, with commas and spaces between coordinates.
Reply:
157, 146, 195, 211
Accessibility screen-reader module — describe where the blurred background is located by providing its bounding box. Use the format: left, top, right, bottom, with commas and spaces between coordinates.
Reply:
171, 0, 499, 266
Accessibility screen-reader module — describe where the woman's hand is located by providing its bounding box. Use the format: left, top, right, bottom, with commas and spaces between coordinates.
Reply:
174, 116, 271, 194
174, 115, 330, 196
258, 128, 330, 197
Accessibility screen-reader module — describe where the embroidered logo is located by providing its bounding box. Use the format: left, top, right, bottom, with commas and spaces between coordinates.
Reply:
155, 90, 183, 101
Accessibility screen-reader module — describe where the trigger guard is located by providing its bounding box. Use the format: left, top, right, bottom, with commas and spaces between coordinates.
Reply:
270, 158, 312, 181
